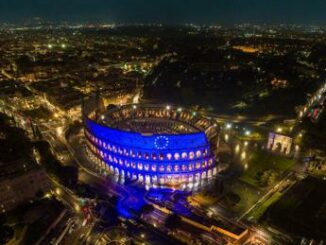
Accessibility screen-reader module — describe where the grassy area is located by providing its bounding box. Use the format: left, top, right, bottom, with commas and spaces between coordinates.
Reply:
262, 177, 326, 239
241, 150, 295, 187
221, 181, 261, 215
248, 192, 282, 222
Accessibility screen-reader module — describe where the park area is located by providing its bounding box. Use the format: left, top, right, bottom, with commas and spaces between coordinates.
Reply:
240, 150, 295, 187
262, 177, 326, 240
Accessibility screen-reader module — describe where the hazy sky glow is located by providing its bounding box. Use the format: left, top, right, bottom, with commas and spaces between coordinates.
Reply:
0, 0, 325, 24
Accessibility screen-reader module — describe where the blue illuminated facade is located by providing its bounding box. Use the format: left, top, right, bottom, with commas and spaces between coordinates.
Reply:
84, 104, 218, 189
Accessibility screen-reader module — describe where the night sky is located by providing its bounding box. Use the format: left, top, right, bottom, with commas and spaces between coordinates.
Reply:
0, 0, 325, 24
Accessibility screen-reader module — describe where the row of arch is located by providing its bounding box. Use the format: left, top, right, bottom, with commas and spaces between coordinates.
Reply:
86, 129, 210, 161
87, 142, 214, 174
87, 147, 217, 186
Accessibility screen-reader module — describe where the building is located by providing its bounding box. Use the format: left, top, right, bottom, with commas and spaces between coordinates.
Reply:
0, 159, 51, 213
83, 100, 219, 190
267, 132, 293, 155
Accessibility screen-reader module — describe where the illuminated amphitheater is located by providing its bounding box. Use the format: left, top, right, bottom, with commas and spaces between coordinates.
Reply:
83, 98, 219, 190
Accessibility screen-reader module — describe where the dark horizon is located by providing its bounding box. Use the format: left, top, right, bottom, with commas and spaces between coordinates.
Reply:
0, 0, 325, 25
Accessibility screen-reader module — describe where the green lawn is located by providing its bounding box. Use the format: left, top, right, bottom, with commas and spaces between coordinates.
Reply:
223, 181, 261, 215
262, 177, 326, 239
241, 150, 295, 187
249, 192, 282, 222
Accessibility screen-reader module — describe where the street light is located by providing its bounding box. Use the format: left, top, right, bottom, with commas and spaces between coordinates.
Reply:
224, 134, 229, 142
75, 204, 81, 212
276, 127, 282, 133
235, 144, 240, 154
57, 127, 63, 136
241, 151, 246, 160
226, 123, 232, 129
245, 130, 251, 136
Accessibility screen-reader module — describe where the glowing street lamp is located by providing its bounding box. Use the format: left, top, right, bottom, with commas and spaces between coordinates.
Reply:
56, 127, 63, 136
235, 144, 240, 154
241, 151, 246, 160
226, 123, 232, 129
276, 127, 282, 133
224, 134, 229, 142
245, 130, 251, 136
75, 204, 81, 212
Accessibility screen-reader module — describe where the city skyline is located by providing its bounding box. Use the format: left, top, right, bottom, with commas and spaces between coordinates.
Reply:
0, 0, 325, 25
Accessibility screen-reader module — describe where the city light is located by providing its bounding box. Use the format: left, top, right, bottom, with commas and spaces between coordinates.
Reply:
45, 193, 52, 198
56, 127, 63, 136
241, 151, 246, 160
224, 134, 229, 142
75, 204, 81, 212
2, 18, 325, 245
235, 144, 240, 154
